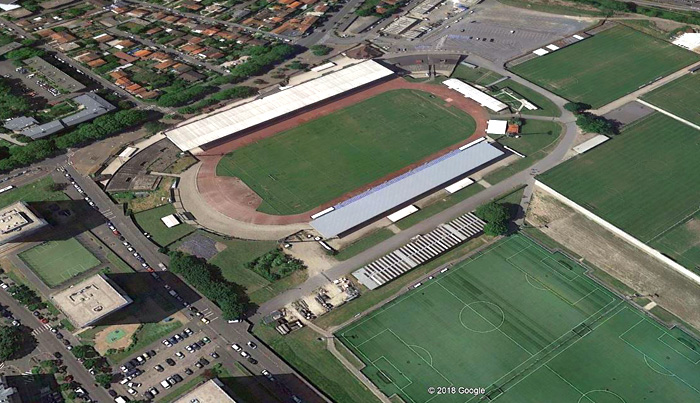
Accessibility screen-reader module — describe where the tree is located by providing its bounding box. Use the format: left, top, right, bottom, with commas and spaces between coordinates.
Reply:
95, 373, 112, 387
563, 102, 591, 114
575, 113, 617, 136
475, 202, 511, 236
310, 45, 332, 56
0, 326, 22, 360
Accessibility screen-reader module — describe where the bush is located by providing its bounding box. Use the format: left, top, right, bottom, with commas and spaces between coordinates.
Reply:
246, 249, 306, 282
310, 45, 332, 56
0, 326, 22, 360
157, 86, 212, 107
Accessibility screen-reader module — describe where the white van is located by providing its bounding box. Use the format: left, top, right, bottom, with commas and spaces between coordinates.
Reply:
161, 380, 171, 389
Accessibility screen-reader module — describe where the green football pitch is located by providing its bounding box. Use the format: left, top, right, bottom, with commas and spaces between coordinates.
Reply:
539, 113, 700, 245
511, 25, 700, 108
216, 89, 476, 215
641, 73, 700, 127
19, 238, 101, 287
337, 235, 700, 403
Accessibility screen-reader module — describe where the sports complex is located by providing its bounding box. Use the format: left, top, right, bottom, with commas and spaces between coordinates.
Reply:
511, 25, 700, 108
166, 60, 506, 237
338, 235, 700, 403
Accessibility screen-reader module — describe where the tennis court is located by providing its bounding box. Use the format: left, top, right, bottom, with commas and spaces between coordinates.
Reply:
337, 235, 700, 402
19, 238, 101, 287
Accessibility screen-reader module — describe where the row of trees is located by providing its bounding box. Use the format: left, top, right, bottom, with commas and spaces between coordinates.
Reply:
246, 249, 306, 282
564, 102, 617, 136
156, 85, 212, 108
211, 44, 298, 86
169, 251, 247, 320
0, 109, 149, 172
569, 0, 700, 25
0, 80, 31, 120
177, 86, 258, 114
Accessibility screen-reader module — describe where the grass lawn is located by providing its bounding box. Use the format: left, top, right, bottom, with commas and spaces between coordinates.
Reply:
497, 0, 608, 16
649, 209, 700, 275
396, 183, 486, 230
335, 229, 395, 261
19, 238, 101, 287
491, 79, 561, 117
338, 234, 700, 402
133, 204, 194, 247
641, 73, 700, 127
511, 25, 700, 108
217, 89, 477, 215
539, 113, 700, 246
171, 231, 304, 305
483, 120, 563, 185
0, 176, 67, 209
114, 177, 176, 213
253, 324, 380, 403
451, 65, 504, 86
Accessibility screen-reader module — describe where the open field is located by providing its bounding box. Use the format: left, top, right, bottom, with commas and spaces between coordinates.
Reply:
19, 238, 100, 287
133, 204, 195, 247
335, 229, 395, 261
338, 235, 700, 402
641, 73, 700, 127
216, 89, 477, 215
539, 113, 700, 247
511, 25, 700, 108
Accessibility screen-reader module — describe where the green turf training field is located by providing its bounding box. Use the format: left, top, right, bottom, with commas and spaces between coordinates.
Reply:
216, 89, 477, 215
337, 235, 700, 403
511, 25, 700, 108
641, 73, 700, 127
19, 238, 101, 287
539, 113, 700, 245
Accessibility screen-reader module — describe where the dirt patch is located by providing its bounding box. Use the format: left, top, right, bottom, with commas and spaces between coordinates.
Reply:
527, 189, 700, 331
93, 323, 141, 355
285, 242, 335, 279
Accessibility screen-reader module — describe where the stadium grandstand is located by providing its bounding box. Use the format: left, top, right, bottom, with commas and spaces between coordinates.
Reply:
443, 78, 508, 112
310, 138, 503, 238
165, 60, 395, 151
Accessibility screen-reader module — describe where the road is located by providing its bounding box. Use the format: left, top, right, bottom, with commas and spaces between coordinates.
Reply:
253, 55, 580, 321
0, 287, 112, 402
61, 164, 330, 402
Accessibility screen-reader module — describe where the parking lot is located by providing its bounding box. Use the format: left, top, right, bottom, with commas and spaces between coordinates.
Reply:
116, 327, 222, 400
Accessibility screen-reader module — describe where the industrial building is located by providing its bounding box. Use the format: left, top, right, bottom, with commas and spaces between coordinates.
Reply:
165, 60, 395, 151
52, 274, 132, 328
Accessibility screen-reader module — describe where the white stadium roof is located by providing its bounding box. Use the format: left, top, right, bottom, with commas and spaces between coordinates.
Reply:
310, 140, 503, 238
165, 60, 394, 151
442, 78, 508, 112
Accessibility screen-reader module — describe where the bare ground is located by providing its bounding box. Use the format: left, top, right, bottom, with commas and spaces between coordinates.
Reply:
527, 189, 700, 331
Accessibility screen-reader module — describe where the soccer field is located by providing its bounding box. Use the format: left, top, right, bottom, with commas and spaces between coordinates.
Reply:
538, 113, 700, 245
641, 73, 700, 127
19, 238, 101, 287
216, 89, 477, 215
337, 235, 700, 403
511, 25, 699, 108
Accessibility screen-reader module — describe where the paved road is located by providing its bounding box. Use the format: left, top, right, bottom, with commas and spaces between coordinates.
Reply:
61, 164, 329, 402
0, 287, 112, 402
253, 56, 580, 321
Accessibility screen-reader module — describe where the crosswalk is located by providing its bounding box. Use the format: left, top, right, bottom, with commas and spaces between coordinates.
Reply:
31, 324, 52, 336
352, 212, 486, 290
101, 208, 116, 220
200, 307, 218, 322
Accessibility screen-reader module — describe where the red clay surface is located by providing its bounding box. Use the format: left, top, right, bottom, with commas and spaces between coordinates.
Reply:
196, 77, 489, 225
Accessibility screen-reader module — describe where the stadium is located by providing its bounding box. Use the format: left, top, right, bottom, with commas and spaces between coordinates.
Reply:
166, 60, 509, 238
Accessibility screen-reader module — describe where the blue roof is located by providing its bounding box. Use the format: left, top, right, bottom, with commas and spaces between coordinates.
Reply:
310, 140, 504, 237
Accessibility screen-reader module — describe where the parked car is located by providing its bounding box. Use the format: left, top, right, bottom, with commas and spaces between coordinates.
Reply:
231, 344, 242, 352
247, 341, 257, 349
166, 358, 176, 366
154, 365, 164, 372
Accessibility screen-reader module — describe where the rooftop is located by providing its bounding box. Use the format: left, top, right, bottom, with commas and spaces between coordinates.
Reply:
0, 201, 47, 245
173, 379, 236, 403
52, 274, 132, 328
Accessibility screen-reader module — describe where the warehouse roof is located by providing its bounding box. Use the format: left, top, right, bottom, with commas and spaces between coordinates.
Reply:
21, 120, 64, 139
173, 379, 235, 403
53, 274, 132, 328
311, 140, 503, 238
61, 93, 116, 127
443, 78, 508, 112
165, 60, 394, 151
